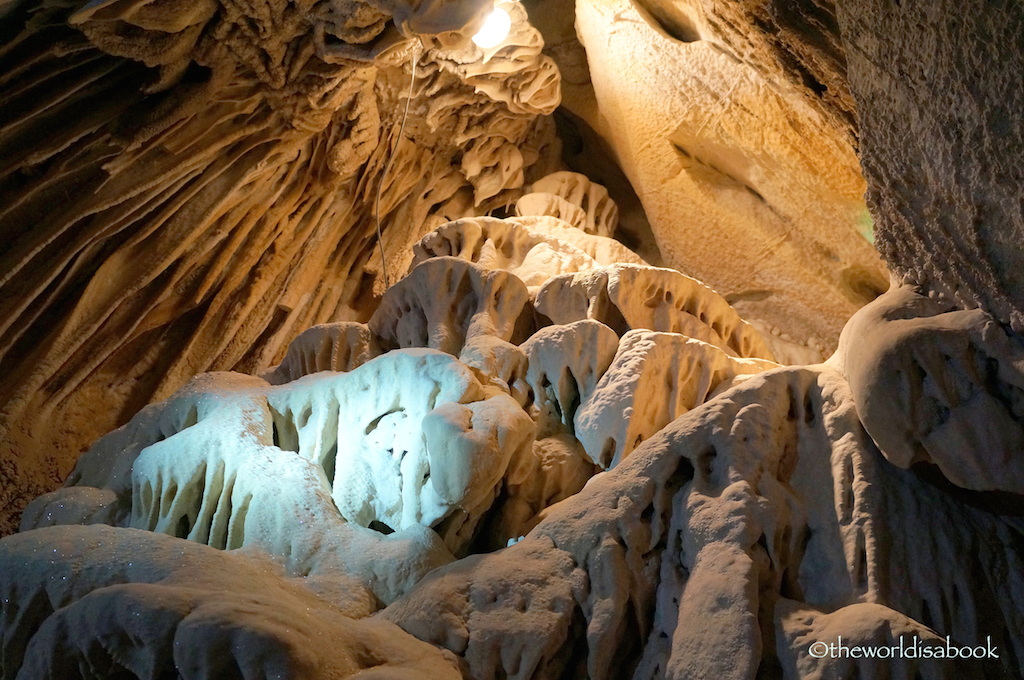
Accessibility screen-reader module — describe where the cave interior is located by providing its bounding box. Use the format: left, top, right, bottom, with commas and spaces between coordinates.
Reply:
1, 0, 1023, 678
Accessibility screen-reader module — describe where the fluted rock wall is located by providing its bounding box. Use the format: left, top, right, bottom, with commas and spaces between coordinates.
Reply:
0, 0, 561, 534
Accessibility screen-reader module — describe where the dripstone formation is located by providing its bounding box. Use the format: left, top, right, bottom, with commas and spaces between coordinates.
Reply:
5, 197, 1024, 678
2, 0, 1024, 678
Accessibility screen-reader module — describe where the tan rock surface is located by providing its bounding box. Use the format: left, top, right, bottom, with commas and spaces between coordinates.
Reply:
0, 0, 561, 534
5, 205, 1024, 677
548, 0, 887, 361
369, 257, 533, 355
574, 329, 777, 468
411, 215, 644, 291
535, 263, 776, 360
0, 525, 462, 679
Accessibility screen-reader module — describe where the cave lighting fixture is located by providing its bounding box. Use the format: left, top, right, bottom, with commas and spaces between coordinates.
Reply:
472, 6, 512, 48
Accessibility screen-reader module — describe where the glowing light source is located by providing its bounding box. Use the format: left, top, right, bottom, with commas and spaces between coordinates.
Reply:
472, 7, 512, 48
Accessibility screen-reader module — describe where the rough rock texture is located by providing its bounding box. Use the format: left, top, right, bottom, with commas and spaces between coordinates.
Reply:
384, 363, 1024, 679
674, 0, 856, 141
534, 0, 887, 363
520, 319, 620, 438
5, 210, 868, 678
4, 0, 1024, 676
0, 525, 462, 679
836, 0, 1024, 333
5, 204, 1024, 677
22, 363, 467, 604
0, 0, 561, 535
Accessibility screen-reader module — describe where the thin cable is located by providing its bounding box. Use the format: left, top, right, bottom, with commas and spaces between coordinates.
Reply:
373, 42, 420, 291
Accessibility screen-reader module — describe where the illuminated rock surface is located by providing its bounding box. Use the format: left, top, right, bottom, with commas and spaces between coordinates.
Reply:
0, 0, 560, 534
2, 0, 1024, 677
7, 209, 1024, 678
546, 0, 887, 364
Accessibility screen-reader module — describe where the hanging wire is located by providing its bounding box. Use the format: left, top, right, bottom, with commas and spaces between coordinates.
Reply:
373, 41, 421, 292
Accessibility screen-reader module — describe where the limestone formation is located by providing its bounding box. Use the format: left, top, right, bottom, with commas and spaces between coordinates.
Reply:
262, 321, 381, 385
5, 202, 1024, 678
411, 215, 643, 291
539, 0, 887, 363
1, 206, 836, 678
574, 329, 778, 469
0, 525, 461, 679
517, 170, 619, 237
383, 363, 1024, 680
3, 0, 1024, 677
535, 263, 776, 360
369, 257, 534, 355
520, 319, 621, 438
0, 0, 561, 534
837, 0, 1024, 333
458, 335, 531, 407
840, 285, 1024, 495
23, 366, 463, 604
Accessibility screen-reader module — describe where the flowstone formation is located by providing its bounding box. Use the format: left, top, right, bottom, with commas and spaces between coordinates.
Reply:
0, 0, 561, 534
528, 0, 889, 365
4, 201, 1024, 678
3, 0, 1024, 677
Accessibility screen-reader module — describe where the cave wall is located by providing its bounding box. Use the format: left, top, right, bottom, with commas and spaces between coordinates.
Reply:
525, 0, 888, 365
0, 0, 561, 534
836, 0, 1024, 332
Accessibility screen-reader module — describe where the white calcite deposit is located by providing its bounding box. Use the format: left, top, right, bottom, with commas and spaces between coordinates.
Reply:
4, 206, 1024, 680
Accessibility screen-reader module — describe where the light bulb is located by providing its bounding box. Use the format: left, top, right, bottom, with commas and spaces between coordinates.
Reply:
472, 7, 511, 49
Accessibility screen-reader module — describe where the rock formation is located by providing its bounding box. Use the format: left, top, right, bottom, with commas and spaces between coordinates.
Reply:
2, 0, 1024, 677
836, 0, 1024, 334
0, 0, 560, 533
530, 0, 888, 364
5, 205, 1024, 678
